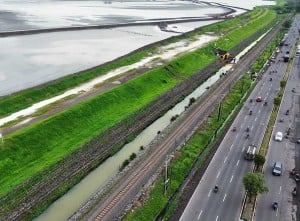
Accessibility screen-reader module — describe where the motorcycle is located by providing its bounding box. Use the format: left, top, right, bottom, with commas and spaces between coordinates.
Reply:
249, 110, 253, 115
213, 185, 219, 193
232, 127, 237, 132
273, 202, 278, 210
264, 101, 268, 106
290, 168, 296, 176
245, 133, 250, 139
292, 187, 297, 196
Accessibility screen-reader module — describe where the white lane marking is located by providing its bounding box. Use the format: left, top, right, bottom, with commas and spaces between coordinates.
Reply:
217, 171, 221, 178
236, 160, 240, 166
208, 189, 212, 197
242, 146, 245, 152
230, 144, 233, 150
279, 186, 282, 194
197, 210, 203, 219
276, 208, 278, 217
269, 84, 272, 88
230, 175, 234, 183
258, 109, 261, 113
216, 216, 219, 221
235, 133, 239, 139
223, 193, 227, 202
255, 117, 257, 122
224, 156, 228, 163
251, 125, 254, 130
266, 92, 269, 97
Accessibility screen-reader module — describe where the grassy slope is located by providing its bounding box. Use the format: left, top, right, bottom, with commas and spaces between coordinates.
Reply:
0, 8, 276, 196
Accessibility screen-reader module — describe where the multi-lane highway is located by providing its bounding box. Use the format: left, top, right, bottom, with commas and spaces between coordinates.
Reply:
254, 15, 300, 221
180, 17, 299, 221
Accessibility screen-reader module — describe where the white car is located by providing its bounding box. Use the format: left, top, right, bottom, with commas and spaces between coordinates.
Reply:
275, 132, 283, 141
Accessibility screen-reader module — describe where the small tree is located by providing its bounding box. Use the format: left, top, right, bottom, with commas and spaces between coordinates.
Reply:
274, 96, 281, 106
243, 172, 268, 202
254, 154, 265, 170
189, 97, 196, 106
280, 80, 286, 88
129, 152, 137, 161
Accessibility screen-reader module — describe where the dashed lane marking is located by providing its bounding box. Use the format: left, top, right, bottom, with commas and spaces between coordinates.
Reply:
197, 210, 203, 219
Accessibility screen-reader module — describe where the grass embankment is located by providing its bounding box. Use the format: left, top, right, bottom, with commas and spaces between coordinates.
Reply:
0, 7, 276, 198
0, 8, 266, 118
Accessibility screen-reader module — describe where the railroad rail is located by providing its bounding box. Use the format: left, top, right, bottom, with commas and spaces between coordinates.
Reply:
89, 23, 281, 221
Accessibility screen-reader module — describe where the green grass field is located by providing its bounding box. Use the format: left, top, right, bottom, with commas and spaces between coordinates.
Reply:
0, 7, 277, 198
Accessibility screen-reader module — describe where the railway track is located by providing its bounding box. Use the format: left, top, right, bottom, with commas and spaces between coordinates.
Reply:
89, 24, 281, 221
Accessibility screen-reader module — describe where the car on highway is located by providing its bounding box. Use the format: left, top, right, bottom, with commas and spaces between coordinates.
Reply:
275, 131, 283, 141
256, 96, 262, 102
272, 162, 282, 176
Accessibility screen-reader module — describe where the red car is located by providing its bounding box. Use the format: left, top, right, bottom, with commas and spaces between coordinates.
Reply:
256, 96, 262, 102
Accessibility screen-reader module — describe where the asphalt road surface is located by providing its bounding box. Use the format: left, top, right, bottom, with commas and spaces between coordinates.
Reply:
254, 15, 300, 221
179, 21, 297, 221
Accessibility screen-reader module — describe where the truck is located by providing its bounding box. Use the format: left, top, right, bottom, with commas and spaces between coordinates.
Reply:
244, 145, 257, 160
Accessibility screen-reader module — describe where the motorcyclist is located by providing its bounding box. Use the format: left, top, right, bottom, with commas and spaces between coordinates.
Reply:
249, 110, 252, 115
246, 126, 250, 132
214, 185, 219, 192
270, 77, 272, 81
264, 101, 267, 106
273, 202, 278, 210
286, 109, 289, 115
246, 133, 250, 139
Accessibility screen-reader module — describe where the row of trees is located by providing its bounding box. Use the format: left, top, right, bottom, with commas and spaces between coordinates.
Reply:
243, 154, 268, 201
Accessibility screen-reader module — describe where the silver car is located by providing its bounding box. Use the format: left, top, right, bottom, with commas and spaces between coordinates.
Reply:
272, 162, 282, 176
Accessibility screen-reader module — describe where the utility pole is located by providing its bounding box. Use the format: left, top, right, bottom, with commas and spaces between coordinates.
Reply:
164, 155, 174, 195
